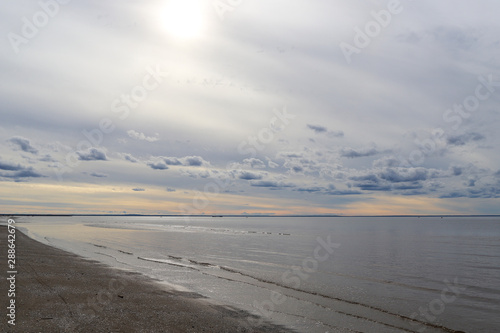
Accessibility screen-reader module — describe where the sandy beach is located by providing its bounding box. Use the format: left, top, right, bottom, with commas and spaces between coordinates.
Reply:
0, 225, 293, 333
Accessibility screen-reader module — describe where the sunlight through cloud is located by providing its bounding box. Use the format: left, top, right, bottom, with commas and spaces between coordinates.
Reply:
161, 0, 205, 40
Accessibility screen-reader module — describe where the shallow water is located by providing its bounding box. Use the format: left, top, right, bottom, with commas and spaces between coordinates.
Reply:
11, 215, 500, 332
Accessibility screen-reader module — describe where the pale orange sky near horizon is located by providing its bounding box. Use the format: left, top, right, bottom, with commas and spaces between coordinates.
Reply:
0, 181, 484, 216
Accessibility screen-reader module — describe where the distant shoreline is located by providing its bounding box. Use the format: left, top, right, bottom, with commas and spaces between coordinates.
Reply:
2, 214, 499, 218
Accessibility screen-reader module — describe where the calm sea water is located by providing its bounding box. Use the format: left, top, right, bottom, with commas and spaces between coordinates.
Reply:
11, 216, 500, 332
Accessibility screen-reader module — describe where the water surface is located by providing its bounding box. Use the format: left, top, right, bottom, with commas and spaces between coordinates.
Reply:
13, 216, 500, 332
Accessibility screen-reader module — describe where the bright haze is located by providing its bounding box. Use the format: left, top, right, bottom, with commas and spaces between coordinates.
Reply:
1, 0, 499, 215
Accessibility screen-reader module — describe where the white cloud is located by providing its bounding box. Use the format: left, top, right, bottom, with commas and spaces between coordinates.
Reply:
127, 130, 159, 142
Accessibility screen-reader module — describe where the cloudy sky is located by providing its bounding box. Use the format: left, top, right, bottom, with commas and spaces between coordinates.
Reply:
1, 0, 499, 215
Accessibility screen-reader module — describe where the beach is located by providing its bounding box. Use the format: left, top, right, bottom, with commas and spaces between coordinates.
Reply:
0, 225, 293, 332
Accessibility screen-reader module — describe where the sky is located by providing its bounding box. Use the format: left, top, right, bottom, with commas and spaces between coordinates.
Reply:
1, 0, 499, 215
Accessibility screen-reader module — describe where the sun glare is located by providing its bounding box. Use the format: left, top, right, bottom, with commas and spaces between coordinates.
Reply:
162, 0, 205, 40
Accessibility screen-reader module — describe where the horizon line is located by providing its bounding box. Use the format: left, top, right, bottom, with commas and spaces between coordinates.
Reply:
2, 214, 500, 218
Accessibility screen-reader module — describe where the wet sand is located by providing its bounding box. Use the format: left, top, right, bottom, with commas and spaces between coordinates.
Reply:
0, 226, 293, 332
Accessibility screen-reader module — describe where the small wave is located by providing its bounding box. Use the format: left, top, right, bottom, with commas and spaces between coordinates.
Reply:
219, 266, 240, 274
85, 222, 293, 237
205, 265, 465, 333
188, 259, 215, 267
136, 255, 460, 332
168, 255, 182, 260
95, 252, 129, 266
137, 257, 198, 270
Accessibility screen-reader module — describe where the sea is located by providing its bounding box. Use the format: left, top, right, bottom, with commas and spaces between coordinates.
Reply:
8, 215, 500, 333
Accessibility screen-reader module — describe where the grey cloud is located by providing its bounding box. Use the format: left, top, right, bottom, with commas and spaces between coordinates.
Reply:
440, 186, 500, 199
294, 184, 362, 195
0, 161, 24, 171
243, 158, 266, 169
164, 156, 208, 167
283, 157, 313, 174
399, 190, 428, 196
77, 148, 108, 161
39, 154, 56, 162
147, 155, 209, 170
166, 187, 176, 192
8, 136, 38, 154
181, 169, 210, 179
429, 26, 480, 51
393, 182, 424, 190
238, 171, 264, 180
132, 188, 145, 191
396, 31, 422, 44
447, 133, 485, 146
4, 169, 44, 179
357, 183, 392, 191
250, 180, 295, 188
267, 159, 279, 169
398, 26, 480, 52
440, 191, 466, 199
349, 168, 432, 192
379, 168, 428, 183
296, 186, 323, 193
327, 131, 344, 138
0, 160, 44, 180
250, 180, 279, 187
90, 172, 108, 178
163, 157, 183, 166
451, 166, 463, 176
307, 124, 327, 133
373, 156, 401, 168
469, 186, 500, 198
494, 170, 500, 177
326, 189, 363, 195
183, 156, 206, 166
279, 152, 302, 158
350, 174, 379, 183
148, 161, 169, 170
122, 153, 139, 163
341, 147, 379, 158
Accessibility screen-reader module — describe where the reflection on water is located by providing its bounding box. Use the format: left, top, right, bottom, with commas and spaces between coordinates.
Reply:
16, 216, 500, 333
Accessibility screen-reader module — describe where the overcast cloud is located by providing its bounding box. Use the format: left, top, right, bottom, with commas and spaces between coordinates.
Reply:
1, 0, 499, 215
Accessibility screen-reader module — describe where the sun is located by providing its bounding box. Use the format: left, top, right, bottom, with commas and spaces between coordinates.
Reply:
161, 0, 205, 40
